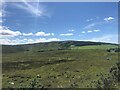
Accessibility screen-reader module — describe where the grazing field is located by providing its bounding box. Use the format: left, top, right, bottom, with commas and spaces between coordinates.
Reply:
71, 45, 118, 50
2, 41, 119, 88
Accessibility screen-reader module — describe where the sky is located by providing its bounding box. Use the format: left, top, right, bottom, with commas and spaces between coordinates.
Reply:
0, 1, 118, 45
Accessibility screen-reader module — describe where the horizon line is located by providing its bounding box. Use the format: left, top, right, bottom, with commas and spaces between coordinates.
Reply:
1, 40, 118, 46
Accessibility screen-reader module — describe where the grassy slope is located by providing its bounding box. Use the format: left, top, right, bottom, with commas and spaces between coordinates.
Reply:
2, 42, 119, 88
71, 45, 118, 50
2, 41, 116, 54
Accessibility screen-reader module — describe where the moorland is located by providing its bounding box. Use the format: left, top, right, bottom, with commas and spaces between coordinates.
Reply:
2, 41, 119, 89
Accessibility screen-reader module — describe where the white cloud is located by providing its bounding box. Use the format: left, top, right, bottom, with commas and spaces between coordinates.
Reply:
35, 38, 46, 42
82, 30, 100, 34
68, 29, 75, 32
81, 31, 85, 34
22, 32, 54, 36
0, 26, 54, 38
84, 17, 115, 30
60, 33, 73, 36
104, 17, 114, 22
22, 33, 33, 36
35, 38, 60, 43
93, 29, 100, 32
0, 38, 25, 45
87, 30, 92, 33
0, 12, 2, 17
35, 32, 54, 36
23, 38, 27, 41
51, 33, 54, 36
46, 38, 60, 42
84, 23, 95, 29
0, 38, 60, 45
27, 39, 34, 42
0, 26, 22, 38
0, 39, 11, 45
14, 0, 45, 17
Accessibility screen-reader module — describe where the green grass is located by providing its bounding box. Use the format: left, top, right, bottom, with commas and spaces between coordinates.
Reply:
71, 45, 118, 50
2, 43, 119, 88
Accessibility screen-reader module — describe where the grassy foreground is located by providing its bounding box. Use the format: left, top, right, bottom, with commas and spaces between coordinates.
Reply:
2, 41, 119, 88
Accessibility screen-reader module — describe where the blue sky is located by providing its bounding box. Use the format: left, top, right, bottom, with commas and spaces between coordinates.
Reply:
0, 2, 118, 45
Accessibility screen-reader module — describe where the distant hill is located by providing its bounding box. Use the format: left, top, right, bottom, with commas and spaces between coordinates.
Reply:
2, 40, 118, 54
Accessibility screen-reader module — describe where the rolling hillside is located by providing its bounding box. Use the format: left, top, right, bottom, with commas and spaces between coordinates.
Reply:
2, 41, 117, 54
2, 41, 119, 88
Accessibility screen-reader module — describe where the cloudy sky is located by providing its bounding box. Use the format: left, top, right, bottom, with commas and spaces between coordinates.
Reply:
0, 1, 118, 45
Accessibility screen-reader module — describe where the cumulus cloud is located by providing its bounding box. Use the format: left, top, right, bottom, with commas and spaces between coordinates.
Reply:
0, 38, 60, 45
0, 26, 54, 38
60, 33, 73, 36
35, 38, 60, 43
104, 17, 114, 22
0, 38, 12, 45
87, 30, 92, 33
35, 38, 46, 42
0, 38, 24, 45
93, 29, 100, 32
46, 38, 60, 42
22, 33, 33, 36
23, 38, 27, 41
51, 33, 54, 36
35, 32, 54, 36
0, 26, 22, 38
22, 32, 54, 36
0, 12, 2, 17
81, 31, 86, 34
